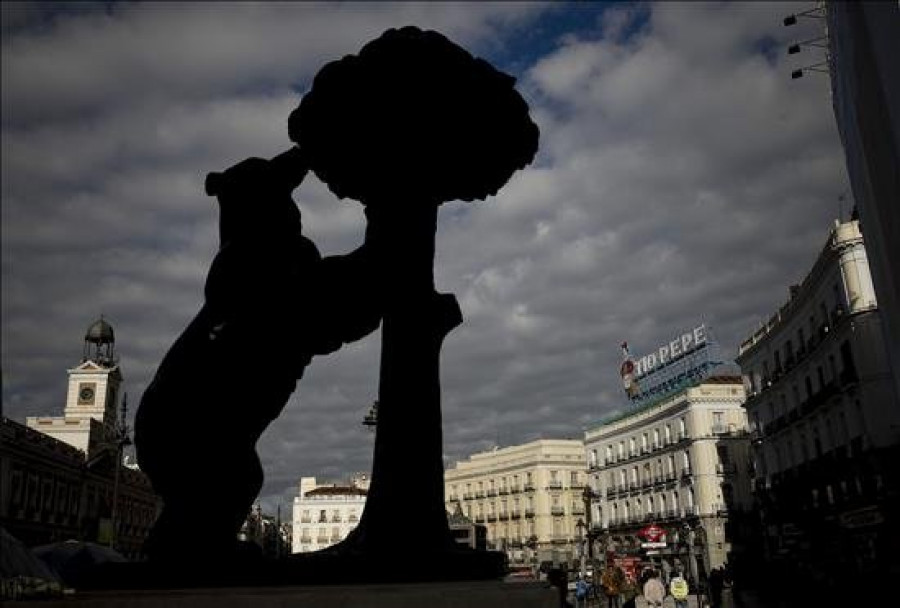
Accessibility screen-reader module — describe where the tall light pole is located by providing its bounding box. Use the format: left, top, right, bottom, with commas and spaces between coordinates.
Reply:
109, 393, 132, 551
576, 518, 586, 579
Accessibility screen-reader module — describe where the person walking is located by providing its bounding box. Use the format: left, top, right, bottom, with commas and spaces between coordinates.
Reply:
575, 576, 589, 608
642, 570, 666, 608
600, 565, 624, 608
669, 570, 690, 608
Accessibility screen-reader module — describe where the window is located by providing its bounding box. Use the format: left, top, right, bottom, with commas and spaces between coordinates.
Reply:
590, 450, 598, 467
319, 510, 327, 523
664, 425, 672, 444
629, 438, 636, 455
653, 429, 660, 448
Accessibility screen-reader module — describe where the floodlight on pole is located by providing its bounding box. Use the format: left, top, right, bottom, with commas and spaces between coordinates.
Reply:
791, 61, 830, 79
787, 36, 828, 54
783, 4, 826, 27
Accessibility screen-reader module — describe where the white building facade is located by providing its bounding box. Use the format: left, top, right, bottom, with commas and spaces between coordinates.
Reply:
736, 218, 900, 581
584, 377, 752, 578
444, 439, 587, 567
291, 475, 368, 553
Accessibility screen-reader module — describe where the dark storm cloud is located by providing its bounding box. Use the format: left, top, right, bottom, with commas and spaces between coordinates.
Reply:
2, 2, 848, 513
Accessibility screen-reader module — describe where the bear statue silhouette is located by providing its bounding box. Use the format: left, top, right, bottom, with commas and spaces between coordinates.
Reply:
134, 148, 381, 564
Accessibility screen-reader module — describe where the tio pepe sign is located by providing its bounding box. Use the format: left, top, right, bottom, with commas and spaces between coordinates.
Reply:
633, 325, 707, 379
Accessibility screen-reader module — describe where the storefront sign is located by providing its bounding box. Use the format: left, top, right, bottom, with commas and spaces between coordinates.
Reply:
839, 506, 884, 529
641, 542, 667, 549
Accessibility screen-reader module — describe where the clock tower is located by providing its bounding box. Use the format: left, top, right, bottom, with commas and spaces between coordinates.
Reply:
27, 317, 124, 456
63, 317, 123, 427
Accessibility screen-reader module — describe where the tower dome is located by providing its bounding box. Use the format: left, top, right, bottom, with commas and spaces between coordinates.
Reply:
83, 316, 116, 365
85, 318, 115, 344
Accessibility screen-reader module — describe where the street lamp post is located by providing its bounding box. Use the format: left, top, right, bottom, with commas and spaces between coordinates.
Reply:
576, 518, 586, 579
109, 394, 132, 551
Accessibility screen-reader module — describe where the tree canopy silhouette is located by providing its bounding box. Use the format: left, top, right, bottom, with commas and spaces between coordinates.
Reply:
289, 25, 539, 205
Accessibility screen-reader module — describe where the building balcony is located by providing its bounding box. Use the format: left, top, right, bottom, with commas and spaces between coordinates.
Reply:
680, 470, 693, 481
572, 505, 585, 515
486, 489, 497, 497
523, 483, 535, 492
499, 487, 510, 495
510, 511, 521, 520
606, 488, 616, 498
524, 509, 535, 518
499, 512, 510, 521
330, 535, 342, 543
551, 506, 566, 516
487, 514, 497, 522
463, 493, 473, 500
316, 536, 329, 544
331, 516, 342, 523
547, 481, 563, 490
348, 515, 359, 523
474, 515, 485, 523
475, 491, 485, 498
300, 517, 311, 524
509, 485, 521, 493
299, 536, 312, 544
570, 481, 585, 489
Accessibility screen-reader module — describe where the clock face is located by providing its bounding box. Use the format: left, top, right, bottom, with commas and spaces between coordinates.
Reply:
78, 384, 96, 404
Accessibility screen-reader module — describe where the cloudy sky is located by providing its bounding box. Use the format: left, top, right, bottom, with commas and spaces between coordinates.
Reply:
2, 1, 848, 513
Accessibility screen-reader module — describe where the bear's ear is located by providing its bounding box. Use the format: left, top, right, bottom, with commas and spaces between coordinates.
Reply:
205, 172, 225, 196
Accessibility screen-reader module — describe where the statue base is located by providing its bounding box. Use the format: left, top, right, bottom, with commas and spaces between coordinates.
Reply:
27, 580, 556, 608
79, 548, 507, 590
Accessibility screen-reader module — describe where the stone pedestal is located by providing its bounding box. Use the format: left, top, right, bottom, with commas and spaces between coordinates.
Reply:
27, 581, 557, 608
